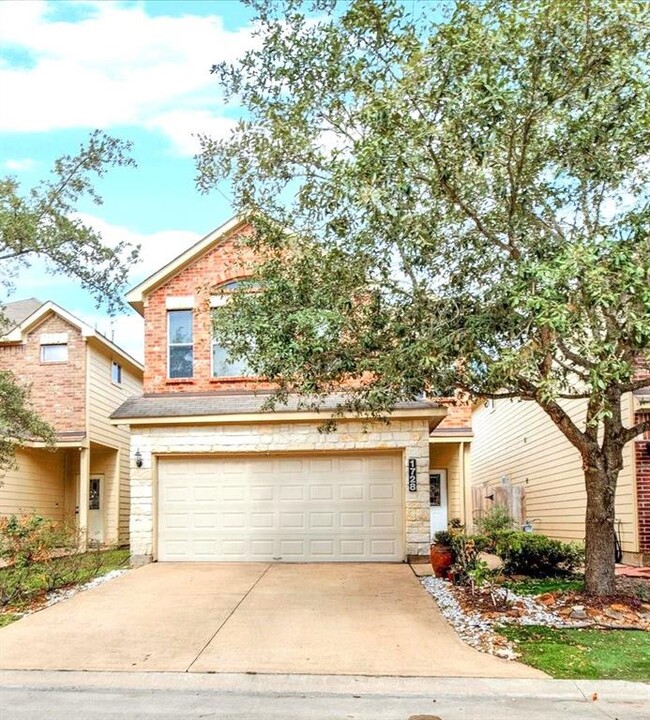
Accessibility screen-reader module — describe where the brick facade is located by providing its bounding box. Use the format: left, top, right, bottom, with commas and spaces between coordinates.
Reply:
143, 227, 265, 394
129, 418, 432, 563
436, 401, 472, 430
0, 314, 86, 433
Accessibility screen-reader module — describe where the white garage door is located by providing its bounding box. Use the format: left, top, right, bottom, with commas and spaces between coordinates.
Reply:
157, 453, 404, 562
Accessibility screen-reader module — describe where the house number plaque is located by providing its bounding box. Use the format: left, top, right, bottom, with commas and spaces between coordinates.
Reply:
408, 458, 417, 492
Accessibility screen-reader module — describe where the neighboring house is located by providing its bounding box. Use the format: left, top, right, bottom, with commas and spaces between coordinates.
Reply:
471, 383, 649, 565
0, 299, 143, 546
112, 216, 473, 565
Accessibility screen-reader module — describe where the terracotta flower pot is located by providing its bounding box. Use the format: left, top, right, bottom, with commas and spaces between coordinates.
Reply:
430, 543, 453, 578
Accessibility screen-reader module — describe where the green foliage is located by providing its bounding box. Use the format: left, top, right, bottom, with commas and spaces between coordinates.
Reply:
0, 546, 129, 613
0, 371, 55, 473
0, 131, 139, 471
432, 530, 452, 547
0, 130, 139, 314
503, 577, 584, 596
199, 0, 650, 594
474, 506, 517, 551
496, 531, 584, 578
0, 514, 78, 568
445, 524, 491, 585
500, 625, 650, 680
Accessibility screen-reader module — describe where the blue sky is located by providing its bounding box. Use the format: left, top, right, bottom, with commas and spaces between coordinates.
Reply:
0, 0, 260, 361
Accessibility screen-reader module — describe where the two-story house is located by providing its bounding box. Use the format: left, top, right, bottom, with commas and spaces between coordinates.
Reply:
112, 216, 473, 565
0, 299, 143, 546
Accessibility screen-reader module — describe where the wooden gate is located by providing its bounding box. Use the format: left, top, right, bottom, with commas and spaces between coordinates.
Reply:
472, 482, 525, 527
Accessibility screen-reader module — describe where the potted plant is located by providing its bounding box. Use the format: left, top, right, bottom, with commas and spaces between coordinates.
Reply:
430, 530, 453, 578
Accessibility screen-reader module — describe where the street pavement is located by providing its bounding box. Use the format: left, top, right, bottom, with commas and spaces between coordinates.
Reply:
0, 671, 648, 720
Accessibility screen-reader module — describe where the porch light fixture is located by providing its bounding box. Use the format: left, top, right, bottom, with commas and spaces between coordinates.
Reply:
135, 449, 143, 468
485, 493, 495, 501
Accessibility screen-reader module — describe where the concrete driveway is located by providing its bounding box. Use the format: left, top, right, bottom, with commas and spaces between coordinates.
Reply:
0, 563, 544, 677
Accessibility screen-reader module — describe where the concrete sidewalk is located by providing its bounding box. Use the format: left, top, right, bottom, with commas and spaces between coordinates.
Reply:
0, 562, 543, 677
1, 671, 648, 720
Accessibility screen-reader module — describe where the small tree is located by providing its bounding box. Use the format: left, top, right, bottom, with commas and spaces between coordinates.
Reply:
0, 130, 139, 468
197, 0, 650, 595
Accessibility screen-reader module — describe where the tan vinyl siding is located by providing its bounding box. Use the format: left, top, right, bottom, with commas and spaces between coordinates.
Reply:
87, 345, 142, 545
429, 443, 463, 522
471, 395, 638, 553
0, 448, 66, 520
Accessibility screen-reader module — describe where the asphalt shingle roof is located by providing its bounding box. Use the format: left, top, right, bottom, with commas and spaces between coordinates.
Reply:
111, 392, 440, 420
2, 298, 43, 327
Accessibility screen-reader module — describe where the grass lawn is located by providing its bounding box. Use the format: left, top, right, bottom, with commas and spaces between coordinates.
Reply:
0, 548, 130, 627
503, 577, 584, 595
501, 624, 650, 681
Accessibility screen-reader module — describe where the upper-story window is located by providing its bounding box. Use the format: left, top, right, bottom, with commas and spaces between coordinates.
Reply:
211, 280, 250, 378
111, 361, 122, 384
168, 309, 193, 378
41, 344, 68, 363
40, 332, 69, 363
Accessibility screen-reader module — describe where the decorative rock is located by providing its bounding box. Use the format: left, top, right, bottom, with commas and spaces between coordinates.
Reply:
537, 593, 556, 606
570, 606, 588, 620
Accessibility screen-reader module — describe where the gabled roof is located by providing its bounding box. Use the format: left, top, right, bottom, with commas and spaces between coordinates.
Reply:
126, 214, 248, 316
2, 298, 43, 327
0, 300, 143, 375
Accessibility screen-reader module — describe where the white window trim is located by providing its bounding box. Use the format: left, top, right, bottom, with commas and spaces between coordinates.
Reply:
167, 309, 194, 379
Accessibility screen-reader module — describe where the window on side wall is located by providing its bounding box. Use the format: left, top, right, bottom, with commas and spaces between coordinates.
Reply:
168, 309, 193, 378
111, 361, 122, 384
41, 344, 68, 363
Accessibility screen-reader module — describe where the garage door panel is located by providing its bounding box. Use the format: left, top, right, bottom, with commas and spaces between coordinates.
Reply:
158, 453, 403, 562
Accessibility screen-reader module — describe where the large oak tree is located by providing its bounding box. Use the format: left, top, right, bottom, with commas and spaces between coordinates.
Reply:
198, 0, 650, 595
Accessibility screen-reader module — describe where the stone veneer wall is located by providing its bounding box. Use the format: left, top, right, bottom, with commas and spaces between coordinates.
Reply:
130, 418, 432, 563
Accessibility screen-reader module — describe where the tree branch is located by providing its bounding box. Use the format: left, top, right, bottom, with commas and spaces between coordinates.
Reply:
622, 418, 650, 444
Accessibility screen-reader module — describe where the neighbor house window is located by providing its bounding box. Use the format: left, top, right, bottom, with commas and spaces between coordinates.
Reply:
41, 344, 68, 363
210, 281, 249, 378
168, 309, 193, 378
111, 361, 122, 384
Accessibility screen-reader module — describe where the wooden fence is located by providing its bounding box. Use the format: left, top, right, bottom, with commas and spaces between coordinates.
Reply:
471, 482, 526, 528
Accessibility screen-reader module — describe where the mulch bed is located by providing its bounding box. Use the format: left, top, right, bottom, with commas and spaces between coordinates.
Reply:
456, 575, 650, 630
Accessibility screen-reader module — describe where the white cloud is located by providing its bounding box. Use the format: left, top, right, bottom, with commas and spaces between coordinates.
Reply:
0, 0, 254, 155
3, 158, 36, 171
145, 110, 237, 156
73, 212, 202, 283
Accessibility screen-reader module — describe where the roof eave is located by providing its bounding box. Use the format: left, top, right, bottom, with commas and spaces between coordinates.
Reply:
125, 214, 249, 315
111, 406, 447, 430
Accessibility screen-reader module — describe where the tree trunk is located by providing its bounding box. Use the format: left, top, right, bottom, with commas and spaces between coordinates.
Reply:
584, 462, 617, 596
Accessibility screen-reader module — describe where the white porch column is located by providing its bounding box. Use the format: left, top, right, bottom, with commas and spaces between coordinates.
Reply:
78, 447, 90, 550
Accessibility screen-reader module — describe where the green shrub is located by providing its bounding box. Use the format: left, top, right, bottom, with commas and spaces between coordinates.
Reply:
496, 531, 584, 577
474, 506, 517, 551
0, 514, 79, 568
432, 530, 452, 546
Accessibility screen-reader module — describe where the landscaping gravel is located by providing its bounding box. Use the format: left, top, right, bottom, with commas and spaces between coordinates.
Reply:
421, 576, 567, 661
